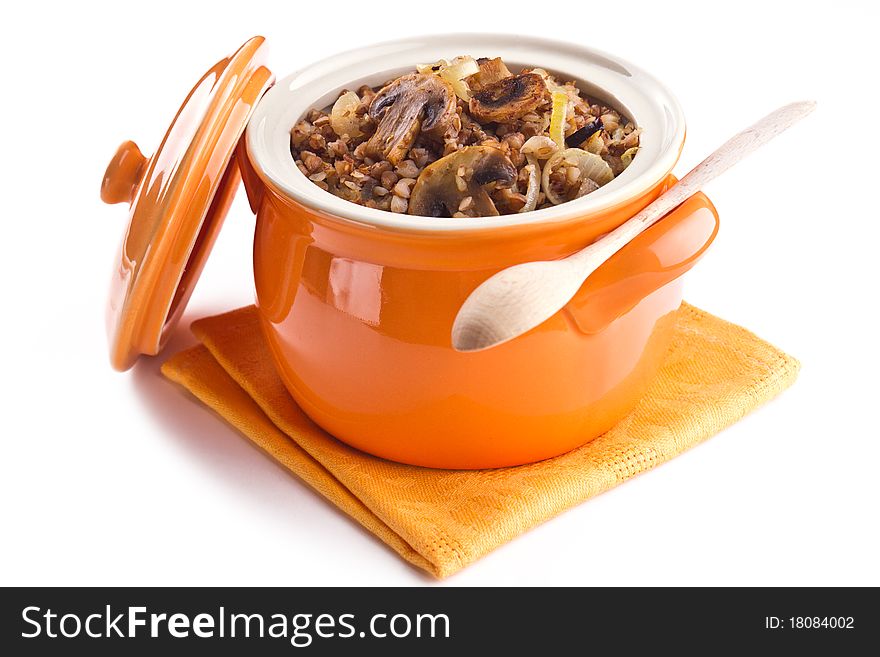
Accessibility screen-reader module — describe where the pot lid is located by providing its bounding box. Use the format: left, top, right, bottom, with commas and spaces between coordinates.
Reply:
101, 37, 273, 370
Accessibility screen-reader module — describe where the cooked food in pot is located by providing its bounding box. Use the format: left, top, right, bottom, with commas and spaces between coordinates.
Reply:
290, 56, 641, 218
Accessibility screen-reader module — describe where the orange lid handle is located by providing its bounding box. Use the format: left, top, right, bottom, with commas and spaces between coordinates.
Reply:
566, 184, 719, 335
101, 140, 147, 205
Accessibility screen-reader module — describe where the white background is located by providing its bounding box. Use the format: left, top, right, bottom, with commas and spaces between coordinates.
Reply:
1, 0, 877, 586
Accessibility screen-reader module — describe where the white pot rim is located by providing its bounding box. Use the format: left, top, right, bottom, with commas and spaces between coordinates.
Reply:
246, 33, 685, 233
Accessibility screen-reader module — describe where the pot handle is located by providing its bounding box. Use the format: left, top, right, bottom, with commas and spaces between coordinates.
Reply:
563, 184, 719, 335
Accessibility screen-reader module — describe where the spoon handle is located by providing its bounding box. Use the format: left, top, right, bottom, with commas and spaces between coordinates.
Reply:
570, 101, 816, 268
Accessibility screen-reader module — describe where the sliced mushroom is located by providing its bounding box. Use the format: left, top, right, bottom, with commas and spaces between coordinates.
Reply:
364, 74, 457, 165
468, 73, 549, 123
465, 57, 512, 92
408, 145, 516, 217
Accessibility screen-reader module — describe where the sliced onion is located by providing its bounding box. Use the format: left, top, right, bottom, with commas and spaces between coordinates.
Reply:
541, 148, 614, 205
585, 130, 604, 155
416, 59, 448, 74
620, 146, 639, 169
529, 67, 558, 93
520, 135, 558, 160
439, 56, 480, 101
519, 154, 541, 213
417, 57, 479, 101
329, 91, 363, 139
548, 89, 569, 150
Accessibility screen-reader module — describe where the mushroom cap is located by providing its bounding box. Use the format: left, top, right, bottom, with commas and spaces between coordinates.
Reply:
364, 73, 457, 165
408, 145, 517, 218
468, 73, 549, 123
465, 57, 513, 92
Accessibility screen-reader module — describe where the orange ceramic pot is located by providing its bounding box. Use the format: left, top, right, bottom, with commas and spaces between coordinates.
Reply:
237, 35, 719, 469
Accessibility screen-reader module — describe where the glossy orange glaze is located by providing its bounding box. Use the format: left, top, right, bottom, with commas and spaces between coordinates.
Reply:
101, 37, 273, 371
99, 34, 713, 468
245, 149, 719, 468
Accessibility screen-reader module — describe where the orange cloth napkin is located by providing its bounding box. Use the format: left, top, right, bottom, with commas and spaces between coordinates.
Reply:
161, 303, 799, 578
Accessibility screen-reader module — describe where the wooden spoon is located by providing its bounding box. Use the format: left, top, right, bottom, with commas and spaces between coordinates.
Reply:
451, 101, 816, 352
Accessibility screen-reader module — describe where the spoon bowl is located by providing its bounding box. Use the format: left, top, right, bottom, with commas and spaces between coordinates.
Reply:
453, 258, 586, 351
452, 101, 816, 353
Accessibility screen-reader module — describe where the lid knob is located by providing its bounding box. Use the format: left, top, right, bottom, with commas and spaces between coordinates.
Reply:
101, 140, 147, 205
